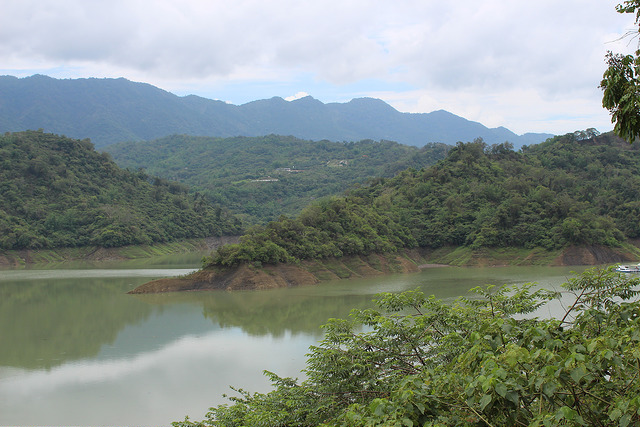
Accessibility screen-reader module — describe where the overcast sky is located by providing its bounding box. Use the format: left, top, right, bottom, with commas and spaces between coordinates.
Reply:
1, 0, 637, 135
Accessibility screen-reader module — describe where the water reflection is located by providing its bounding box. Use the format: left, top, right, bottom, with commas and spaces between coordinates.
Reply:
0, 265, 587, 370
135, 289, 376, 338
0, 328, 313, 426
0, 261, 592, 426
0, 275, 153, 369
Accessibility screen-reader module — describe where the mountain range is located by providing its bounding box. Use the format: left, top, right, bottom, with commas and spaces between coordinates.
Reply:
0, 75, 553, 148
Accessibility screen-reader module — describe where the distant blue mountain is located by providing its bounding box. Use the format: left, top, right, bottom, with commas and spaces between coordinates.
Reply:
0, 75, 553, 148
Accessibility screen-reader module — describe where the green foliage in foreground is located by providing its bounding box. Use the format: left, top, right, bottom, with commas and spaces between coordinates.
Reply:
0, 131, 241, 250
601, 0, 640, 143
174, 267, 640, 427
206, 132, 640, 267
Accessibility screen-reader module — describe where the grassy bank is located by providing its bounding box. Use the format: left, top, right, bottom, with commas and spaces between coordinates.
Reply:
3, 238, 638, 271
423, 246, 563, 266
422, 242, 640, 267
0, 238, 213, 268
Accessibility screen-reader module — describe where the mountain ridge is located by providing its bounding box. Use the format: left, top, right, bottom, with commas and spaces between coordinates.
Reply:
0, 75, 554, 147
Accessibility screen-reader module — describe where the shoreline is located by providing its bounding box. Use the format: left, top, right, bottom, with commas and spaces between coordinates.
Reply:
4, 241, 640, 292
129, 243, 640, 294
418, 263, 450, 269
0, 236, 240, 268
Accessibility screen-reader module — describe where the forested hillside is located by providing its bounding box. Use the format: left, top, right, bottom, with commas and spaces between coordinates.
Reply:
0, 131, 241, 250
105, 135, 451, 223
0, 75, 553, 148
206, 132, 640, 266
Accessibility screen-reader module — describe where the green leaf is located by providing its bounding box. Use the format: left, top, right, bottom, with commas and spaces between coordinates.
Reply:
505, 391, 520, 406
542, 382, 557, 397
609, 408, 622, 420
570, 365, 587, 383
371, 399, 386, 416
556, 406, 577, 421
479, 394, 492, 411
494, 382, 507, 398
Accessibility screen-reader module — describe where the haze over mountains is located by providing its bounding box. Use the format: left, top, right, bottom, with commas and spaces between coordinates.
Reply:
0, 75, 553, 148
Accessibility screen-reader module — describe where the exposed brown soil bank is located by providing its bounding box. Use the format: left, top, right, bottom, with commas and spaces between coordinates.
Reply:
129, 250, 431, 293
129, 244, 640, 294
551, 245, 636, 266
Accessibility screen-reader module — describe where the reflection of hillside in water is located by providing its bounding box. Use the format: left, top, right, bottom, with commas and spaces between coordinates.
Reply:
1, 264, 585, 370
138, 289, 376, 338
204, 291, 375, 337
0, 277, 153, 369
184, 265, 593, 337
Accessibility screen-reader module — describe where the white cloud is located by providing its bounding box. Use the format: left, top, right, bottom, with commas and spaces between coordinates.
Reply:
285, 91, 310, 101
0, 0, 637, 134
0, 328, 313, 425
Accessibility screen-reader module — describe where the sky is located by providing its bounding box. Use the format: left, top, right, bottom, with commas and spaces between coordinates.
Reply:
1, 0, 637, 135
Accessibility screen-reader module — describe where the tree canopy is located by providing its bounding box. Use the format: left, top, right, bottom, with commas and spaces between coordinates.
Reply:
105, 134, 450, 224
173, 267, 640, 427
601, 1, 640, 142
0, 131, 241, 250
205, 133, 640, 267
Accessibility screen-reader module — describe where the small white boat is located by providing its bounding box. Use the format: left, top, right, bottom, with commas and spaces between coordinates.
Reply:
616, 263, 640, 273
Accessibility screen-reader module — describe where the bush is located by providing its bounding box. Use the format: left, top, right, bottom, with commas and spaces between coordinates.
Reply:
173, 267, 640, 427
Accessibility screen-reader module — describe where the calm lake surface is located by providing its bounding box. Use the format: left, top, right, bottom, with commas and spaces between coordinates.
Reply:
0, 254, 590, 426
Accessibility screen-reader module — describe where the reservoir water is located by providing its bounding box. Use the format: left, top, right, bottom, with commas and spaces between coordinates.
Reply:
0, 255, 588, 426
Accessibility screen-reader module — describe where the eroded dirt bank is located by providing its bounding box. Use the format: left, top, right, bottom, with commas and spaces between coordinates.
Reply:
129, 244, 640, 294
551, 245, 636, 266
130, 250, 432, 294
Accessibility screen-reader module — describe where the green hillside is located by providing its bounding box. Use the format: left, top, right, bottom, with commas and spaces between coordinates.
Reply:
0, 75, 553, 148
105, 134, 451, 223
205, 132, 640, 266
0, 131, 241, 250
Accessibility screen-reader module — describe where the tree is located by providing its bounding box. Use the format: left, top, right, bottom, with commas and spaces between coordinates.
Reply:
0, 131, 242, 250
172, 267, 640, 427
601, 1, 640, 142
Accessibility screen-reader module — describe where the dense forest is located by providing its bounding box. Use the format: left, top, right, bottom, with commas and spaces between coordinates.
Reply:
0, 131, 241, 250
205, 132, 640, 267
105, 134, 451, 223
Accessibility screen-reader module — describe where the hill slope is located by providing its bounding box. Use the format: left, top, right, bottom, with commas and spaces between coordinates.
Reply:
0, 131, 241, 250
0, 75, 553, 148
197, 132, 640, 268
105, 135, 451, 223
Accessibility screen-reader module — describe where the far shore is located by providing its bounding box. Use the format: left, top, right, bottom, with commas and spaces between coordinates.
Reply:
0, 236, 240, 268
418, 263, 450, 269
129, 243, 640, 294
3, 240, 639, 276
